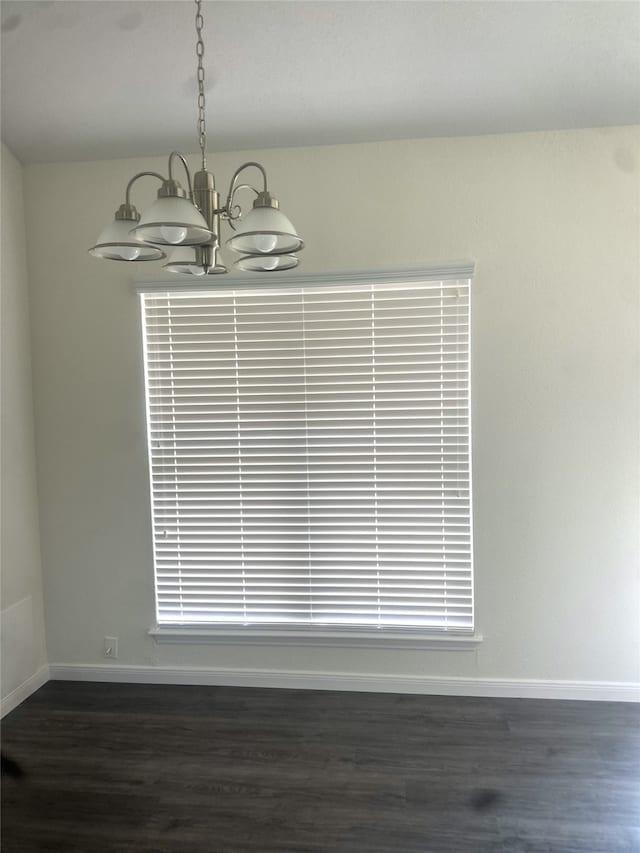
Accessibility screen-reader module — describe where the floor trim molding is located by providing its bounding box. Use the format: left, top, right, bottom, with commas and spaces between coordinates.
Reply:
1, 665, 50, 718
48, 664, 640, 702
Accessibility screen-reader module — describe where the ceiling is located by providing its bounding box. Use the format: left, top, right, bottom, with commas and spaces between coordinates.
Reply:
2, 0, 639, 164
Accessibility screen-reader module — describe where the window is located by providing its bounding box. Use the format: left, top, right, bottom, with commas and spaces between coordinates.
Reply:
141, 272, 473, 636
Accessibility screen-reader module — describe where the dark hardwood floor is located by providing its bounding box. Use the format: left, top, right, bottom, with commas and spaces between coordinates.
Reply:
2, 681, 639, 852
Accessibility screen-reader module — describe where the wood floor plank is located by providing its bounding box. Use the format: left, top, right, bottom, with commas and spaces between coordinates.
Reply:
2, 682, 639, 852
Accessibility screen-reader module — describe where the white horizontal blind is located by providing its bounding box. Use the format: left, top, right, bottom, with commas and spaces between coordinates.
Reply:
142, 278, 472, 630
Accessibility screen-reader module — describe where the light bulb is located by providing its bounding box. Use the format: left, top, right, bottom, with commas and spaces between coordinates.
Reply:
188, 264, 206, 276
254, 233, 278, 253
160, 225, 188, 244
120, 246, 141, 261
262, 256, 280, 271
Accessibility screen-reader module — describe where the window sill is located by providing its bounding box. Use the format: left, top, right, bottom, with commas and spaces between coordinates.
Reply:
148, 626, 483, 651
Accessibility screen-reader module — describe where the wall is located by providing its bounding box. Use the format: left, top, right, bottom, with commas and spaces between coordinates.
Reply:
23, 128, 640, 692
1, 143, 48, 712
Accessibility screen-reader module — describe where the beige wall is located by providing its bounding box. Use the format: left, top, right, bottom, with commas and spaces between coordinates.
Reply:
1, 143, 48, 704
23, 127, 640, 684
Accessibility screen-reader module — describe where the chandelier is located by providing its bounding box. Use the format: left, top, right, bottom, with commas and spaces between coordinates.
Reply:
89, 0, 304, 275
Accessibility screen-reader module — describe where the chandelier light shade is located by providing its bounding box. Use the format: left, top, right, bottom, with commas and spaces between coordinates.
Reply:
88, 204, 165, 262
164, 246, 228, 276
226, 192, 304, 256
235, 254, 300, 272
163, 247, 206, 276
130, 182, 213, 247
89, 0, 304, 276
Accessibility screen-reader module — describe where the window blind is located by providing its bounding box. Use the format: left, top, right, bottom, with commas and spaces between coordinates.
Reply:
141, 278, 472, 631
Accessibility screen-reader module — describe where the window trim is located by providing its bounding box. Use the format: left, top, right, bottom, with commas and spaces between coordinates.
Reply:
133, 263, 476, 294
136, 263, 476, 645
148, 625, 483, 650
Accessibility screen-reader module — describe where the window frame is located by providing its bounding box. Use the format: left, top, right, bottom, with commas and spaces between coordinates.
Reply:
137, 265, 480, 649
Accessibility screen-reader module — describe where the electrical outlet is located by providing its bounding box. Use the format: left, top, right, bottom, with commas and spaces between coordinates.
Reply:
103, 636, 118, 659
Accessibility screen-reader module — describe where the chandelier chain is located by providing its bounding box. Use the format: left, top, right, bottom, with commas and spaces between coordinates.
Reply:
195, 0, 207, 170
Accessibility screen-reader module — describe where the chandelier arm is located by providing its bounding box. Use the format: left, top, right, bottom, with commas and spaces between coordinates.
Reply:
231, 161, 268, 189
225, 184, 260, 210
168, 151, 194, 198
225, 183, 260, 227
225, 162, 268, 224
124, 171, 166, 207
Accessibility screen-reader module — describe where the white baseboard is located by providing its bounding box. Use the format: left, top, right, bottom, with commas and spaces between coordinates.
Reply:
1, 664, 50, 718
48, 664, 640, 702
2, 663, 636, 713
